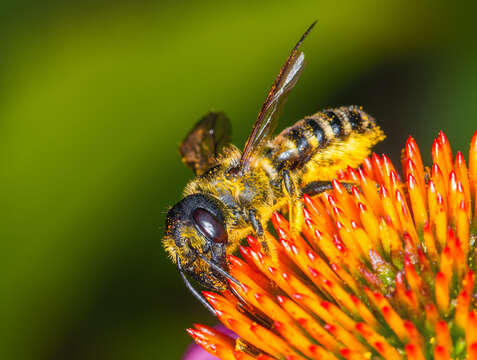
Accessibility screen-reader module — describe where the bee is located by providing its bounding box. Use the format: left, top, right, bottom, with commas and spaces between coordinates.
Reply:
163, 22, 385, 313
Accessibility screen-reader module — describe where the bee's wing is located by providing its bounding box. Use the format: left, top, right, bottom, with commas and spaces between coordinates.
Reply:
179, 111, 232, 175
238, 21, 316, 172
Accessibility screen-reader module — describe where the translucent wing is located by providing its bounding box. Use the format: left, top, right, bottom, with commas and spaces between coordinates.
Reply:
238, 21, 316, 172
179, 111, 232, 175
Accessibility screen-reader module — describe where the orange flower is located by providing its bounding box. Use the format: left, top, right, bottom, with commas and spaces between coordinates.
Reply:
187, 131, 477, 360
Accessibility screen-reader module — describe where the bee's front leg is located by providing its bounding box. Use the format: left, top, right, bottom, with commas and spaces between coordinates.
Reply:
249, 208, 266, 249
249, 208, 278, 262
282, 169, 304, 238
301, 180, 355, 196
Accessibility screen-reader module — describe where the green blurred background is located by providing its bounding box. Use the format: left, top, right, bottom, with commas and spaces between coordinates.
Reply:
0, 1, 476, 359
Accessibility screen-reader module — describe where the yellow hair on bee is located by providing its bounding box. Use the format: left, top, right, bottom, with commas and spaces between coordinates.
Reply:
302, 126, 385, 184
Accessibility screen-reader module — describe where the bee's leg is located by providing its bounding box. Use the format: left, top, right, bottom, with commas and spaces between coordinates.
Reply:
249, 208, 267, 251
249, 208, 279, 263
301, 180, 355, 196
249, 208, 264, 238
282, 170, 303, 238
176, 254, 217, 316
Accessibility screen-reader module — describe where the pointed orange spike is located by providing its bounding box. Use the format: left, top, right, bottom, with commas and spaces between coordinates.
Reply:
404, 158, 427, 200
233, 350, 260, 360
435, 320, 452, 356
404, 136, 425, 183
404, 256, 425, 304
228, 255, 270, 290
467, 312, 477, 352
331, 263, 360, 295
336, 168, 347, 181
276, 295, 341, 352
440, 242, 454, 284
431, 163, 448, 202
433, 134, 452, 180
405, 343, 426, 360
407, 174, 428, 228
346, 166, 360, 183
361, 156, 375, 180
271, 211, 290, 232
239, 245, 260, 271
350, 184, 367, 206
395, 272, 418, 316
355, 323, 401, 360
437, 131, 453, 174
455, 151, 472, 218
332, 179, 359, 220
324, 322, 368, 353
248, 321, 301, 359
434, 193, 448, 250
256, 354, 279, 360
263, 265, 295, 296
351, 221, 375, 262
455, 289, 470, 330
435, 272, 449, 316
302, 194, 336, 236
187, 325, 237, 360
202, 291, 236, 315
273, 321, 316, 358
423, 221, 438, 263
357, 202, 380, 248
463, 271, 475, 301
246, 235, 262, 252
337, 220, 366, 262
425, 303, 439, 332
357, 168, 383, 215
453, 236, 466, 281
469, 130, 477, 217
404, 321, 423, 349
395, 189, 419, 245
301, 212, 318, 252
456, 199, 470, 259
349, 294, 380, 330
309, 272, 357, 318
434, 345, 451, 360
378, 216, 403, 267
364, 289, 408, 342
291, 293, 333, 325
309, 345, 341, 360
382, 154, 397, 180
468, 343, 477, 360
275, 222, 312, 260
371, 152, 386, 185
280, 235, 339, 287
308, 225, 342, 264
381, 186, 400, 231
448, 171, 465, 226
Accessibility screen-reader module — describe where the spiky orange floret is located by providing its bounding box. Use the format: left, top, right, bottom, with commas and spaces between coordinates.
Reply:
187, 131, 477, 360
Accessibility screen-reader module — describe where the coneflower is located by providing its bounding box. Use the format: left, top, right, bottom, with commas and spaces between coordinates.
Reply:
185, 131, 477, 360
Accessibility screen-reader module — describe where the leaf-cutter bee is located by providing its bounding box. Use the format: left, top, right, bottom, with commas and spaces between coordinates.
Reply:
163, 22, 385, 313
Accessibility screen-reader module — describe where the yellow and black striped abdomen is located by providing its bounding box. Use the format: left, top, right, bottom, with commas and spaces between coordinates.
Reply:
265, 105, 385, 185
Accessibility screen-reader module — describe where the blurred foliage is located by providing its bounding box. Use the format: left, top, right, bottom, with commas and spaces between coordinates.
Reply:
0, 1, 476, 359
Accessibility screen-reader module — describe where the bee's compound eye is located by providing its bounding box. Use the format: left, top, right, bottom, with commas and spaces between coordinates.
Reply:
192, 208, 228, 244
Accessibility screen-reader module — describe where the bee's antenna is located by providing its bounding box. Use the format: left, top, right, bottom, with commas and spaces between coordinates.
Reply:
177, 254, 217, 316
197, 253, 241, 286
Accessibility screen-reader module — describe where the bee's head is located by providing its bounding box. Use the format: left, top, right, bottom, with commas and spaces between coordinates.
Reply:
164, 193, 229, 290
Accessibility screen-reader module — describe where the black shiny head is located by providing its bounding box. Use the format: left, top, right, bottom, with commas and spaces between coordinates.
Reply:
165, 193, 229, 290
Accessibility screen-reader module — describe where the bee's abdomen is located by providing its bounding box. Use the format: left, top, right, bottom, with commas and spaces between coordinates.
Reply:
268, 106, 379, 171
